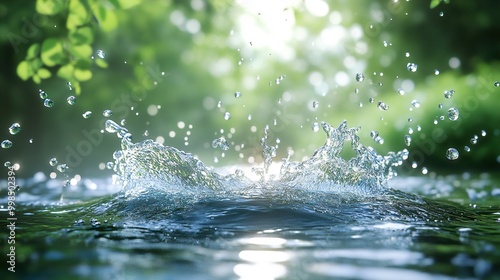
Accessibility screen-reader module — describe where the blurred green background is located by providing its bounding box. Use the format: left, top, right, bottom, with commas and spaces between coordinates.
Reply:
1, 0, 500, 179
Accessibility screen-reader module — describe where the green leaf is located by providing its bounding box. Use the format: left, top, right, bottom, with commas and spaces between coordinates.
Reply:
69, 27, 94, 45
68, 44, 92, 58
67, 0, 89, 30
74, 59, 92, 81
30, 58, 43, 71
37, 68, 52, 79
95, 58, 108, 68
41, 38, 65, 66
73, 81, 82, 95
17, 61, 33, 81
109, 0, 142, 9
430, 0, 440, 8
36, 0, 64, 15
57, 64, 75, 81
90, 5, 118, 32
26, 43, 40, 60
32, 74, 41, 84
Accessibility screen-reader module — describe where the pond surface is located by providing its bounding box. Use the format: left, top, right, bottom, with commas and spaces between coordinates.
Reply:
2, 164, 500, 280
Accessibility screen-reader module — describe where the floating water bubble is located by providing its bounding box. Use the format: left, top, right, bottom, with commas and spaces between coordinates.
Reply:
49, 158, 58, 166
464, 146, 471, 152
234, 91, 241, 98
444, 89, 455, 99
438, 103, 443, 109
57, 164, 68, 173
404, 135, 411, 146
39, 89, 48, 99
434, 69, 440, 75
439, 115, 445, 121
67, 96, 76, 105
96, 49, 106, 59
143, 130, 149, 137
120, 119, 127, 126
411, 100, 420, 108
374, 136, 384, 144
369, 97, 375, 103
1, 140, 12, 149
224, 112, 231, 120
481, 130, 487, 137
377, 101, 389, 111
417, 125, 422, 131
408, 127, 414, 134
446, 148, 459, 160
82, 111, 92, 119
9, 123, 21, 135
439, 11, 444, 17
422, 167, 428, 175
405, 52, 410, 57
397, 89, 405, 95
370, 130, 379, 139
67, 82, 73, 90
408, 118, 413, 122
447, 107, 459, 121
312, 122, 320, 132
355, 73, 365, 82
217, 101, 222, 108
407, 63, 418, 72
4, 161, 11, 167
103, 110, 113, 117
411, 162, 418, 168
212, 136, 230, 151
494, 81, 500, 87
312, 100, 319, 109
106, 162, 114, 169
470, 135, 478, 145
44, 99, 54, 108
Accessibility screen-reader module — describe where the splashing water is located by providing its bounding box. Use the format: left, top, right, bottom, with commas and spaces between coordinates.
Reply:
107, 120, 408, 200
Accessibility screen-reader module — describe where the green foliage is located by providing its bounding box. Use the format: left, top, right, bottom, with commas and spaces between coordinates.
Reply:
430, 0, 450, 9
16, 0, 142, 93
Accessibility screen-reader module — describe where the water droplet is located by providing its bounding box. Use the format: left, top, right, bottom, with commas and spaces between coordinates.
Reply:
9, 123, 21, 135
434, 69, 440, 75
312, 100, 319, 109
39, 89, 48, 99
470, 135, 478, 145
44, 99, 54, 108
397, 89, 405, 95
407, 63, 418, 72
438, 103, 443, 109
370, 131, 379, 139
355, 73, 365, 82
447, 107, 459, 121
404, 135, 412, 146
422, 167, 428, 175
4, 161, 11, 167
377, 101, 389, 111
96, 49, 106, 59
374, 136, 384, 144
446, 148, 459, 160
494, 81, 500, 87
408, 127, 414, 134
411, 100, 421, 108
224, 112, 231, 120
217, 101, 222, 108
312, 122, 320, 132
67, 82, 73, 91
1, 140, 12, 149
212, 136, 230, 151
57, 164, 68, 173
82, 111, 92, 119
405, 52, 410, 57
481, 130, 486, 137
49, 158, 58, 166
369, 97, 375, 103
143, 130, 149, 137
67, 96, 76, 105
120, 119, 127, 126
106, 162, 114, 169
408, 118, 413, 122
103, 110, 113, 117
248, 115, 252, 120
439, 11, 444, 17
444, 89, 454, 99
464, 146, 471, 152
234, 91, 241, 98
411, 162, 418, 168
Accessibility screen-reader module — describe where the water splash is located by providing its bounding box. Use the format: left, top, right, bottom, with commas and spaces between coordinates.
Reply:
107, 120, 408, 200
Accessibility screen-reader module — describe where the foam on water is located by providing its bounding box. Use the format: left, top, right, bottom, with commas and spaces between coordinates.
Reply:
108, 119, 408, 201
